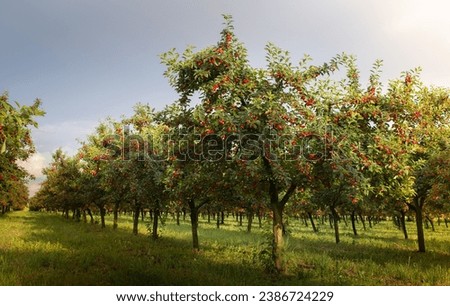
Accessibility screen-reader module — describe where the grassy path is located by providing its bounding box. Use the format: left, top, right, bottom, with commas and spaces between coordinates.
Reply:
0, 211, 449, 285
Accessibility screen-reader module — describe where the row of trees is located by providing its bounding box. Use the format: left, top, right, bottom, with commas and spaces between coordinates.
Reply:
31, 17, 449, 273
0, 93, 44, 214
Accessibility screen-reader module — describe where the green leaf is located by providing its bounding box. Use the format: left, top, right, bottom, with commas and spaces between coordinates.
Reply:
1, 140, 6, 154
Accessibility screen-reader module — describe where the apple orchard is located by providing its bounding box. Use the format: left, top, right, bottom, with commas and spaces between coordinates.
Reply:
6, 16, 449, 273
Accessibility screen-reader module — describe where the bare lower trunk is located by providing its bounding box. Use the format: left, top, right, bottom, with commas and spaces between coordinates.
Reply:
272, 204, 284, 273
176, 210, 180, 226
263, 158, 296, 274
426, 216, 435, 232
359, 214, 366, 231
414, 198, 426, 252
247, 211, 253, 233
400, 210, 408, 239
85, 208, 94, 224
99, 206, 106, 228
308, 212, 318, 233
152, 208, 159, 240
341, 214, 348, 227
75, 209, 81, 222
351, 210, 358, 236
303, 215, 308, 227
331, 207, 340, 244
189, 200, 200, 250
113, 203, 119, 230
132, 202, 140, 235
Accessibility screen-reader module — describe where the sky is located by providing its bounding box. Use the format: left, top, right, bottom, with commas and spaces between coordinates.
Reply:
1, 0, 449, 195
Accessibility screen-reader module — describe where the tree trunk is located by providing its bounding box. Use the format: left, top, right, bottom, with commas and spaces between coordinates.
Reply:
268, 183, 296, 273
113, 203, 119, 230
75, 208, 81, 222
189, 200, 200, 250
207, 209, 211, 223
303, 215, 308, 227
342, 214, 348, 227
99, 206, 106, 228
393, 215, 400, 229
368, 216, 372, 228
358, 214, 366, 231
426, 216, 435, 232
351, 210, 358, 236
132, 201, 140, 235
216, 211, 220, 229
272, 203, 284, 273
247, 211, 253, 232
308, 212, 318, 233
331, 207, 340, 244
152, 208, 159, 240
85, 208, 94, 224
414, 198, 426, 252
176, 210, 180, 225
400, 210, 408, 239
263, 158, 296, 273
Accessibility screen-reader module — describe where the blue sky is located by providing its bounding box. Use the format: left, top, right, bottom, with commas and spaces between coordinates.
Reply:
2, 0, 449, 194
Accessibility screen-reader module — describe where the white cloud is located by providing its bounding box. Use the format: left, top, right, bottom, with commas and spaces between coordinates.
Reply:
21, 120, 98, 196
388, 0, 450, 33
17, 151, 49, 197
17, 151, 47, 178
27, 181, 43, 197
343, 0, 450, 88
32, 120, 98, 156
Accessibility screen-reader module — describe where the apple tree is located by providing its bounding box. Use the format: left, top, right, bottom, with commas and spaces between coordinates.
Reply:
1, 93, 44, 213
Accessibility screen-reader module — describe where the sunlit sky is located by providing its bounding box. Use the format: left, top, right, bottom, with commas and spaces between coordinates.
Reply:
1, 0, 449, 194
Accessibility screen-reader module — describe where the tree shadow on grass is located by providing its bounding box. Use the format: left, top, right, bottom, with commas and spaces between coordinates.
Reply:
5, 212, 272, 285
286, 233, 450, 285
4, 212, 449, 286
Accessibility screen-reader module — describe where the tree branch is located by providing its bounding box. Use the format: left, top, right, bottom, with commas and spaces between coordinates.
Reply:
280, 183, 297, 208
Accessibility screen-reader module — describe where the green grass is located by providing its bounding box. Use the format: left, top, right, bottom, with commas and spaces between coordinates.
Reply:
0, 211, 449, 285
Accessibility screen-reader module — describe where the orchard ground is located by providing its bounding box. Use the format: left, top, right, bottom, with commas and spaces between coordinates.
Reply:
0, 210, 449, 285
